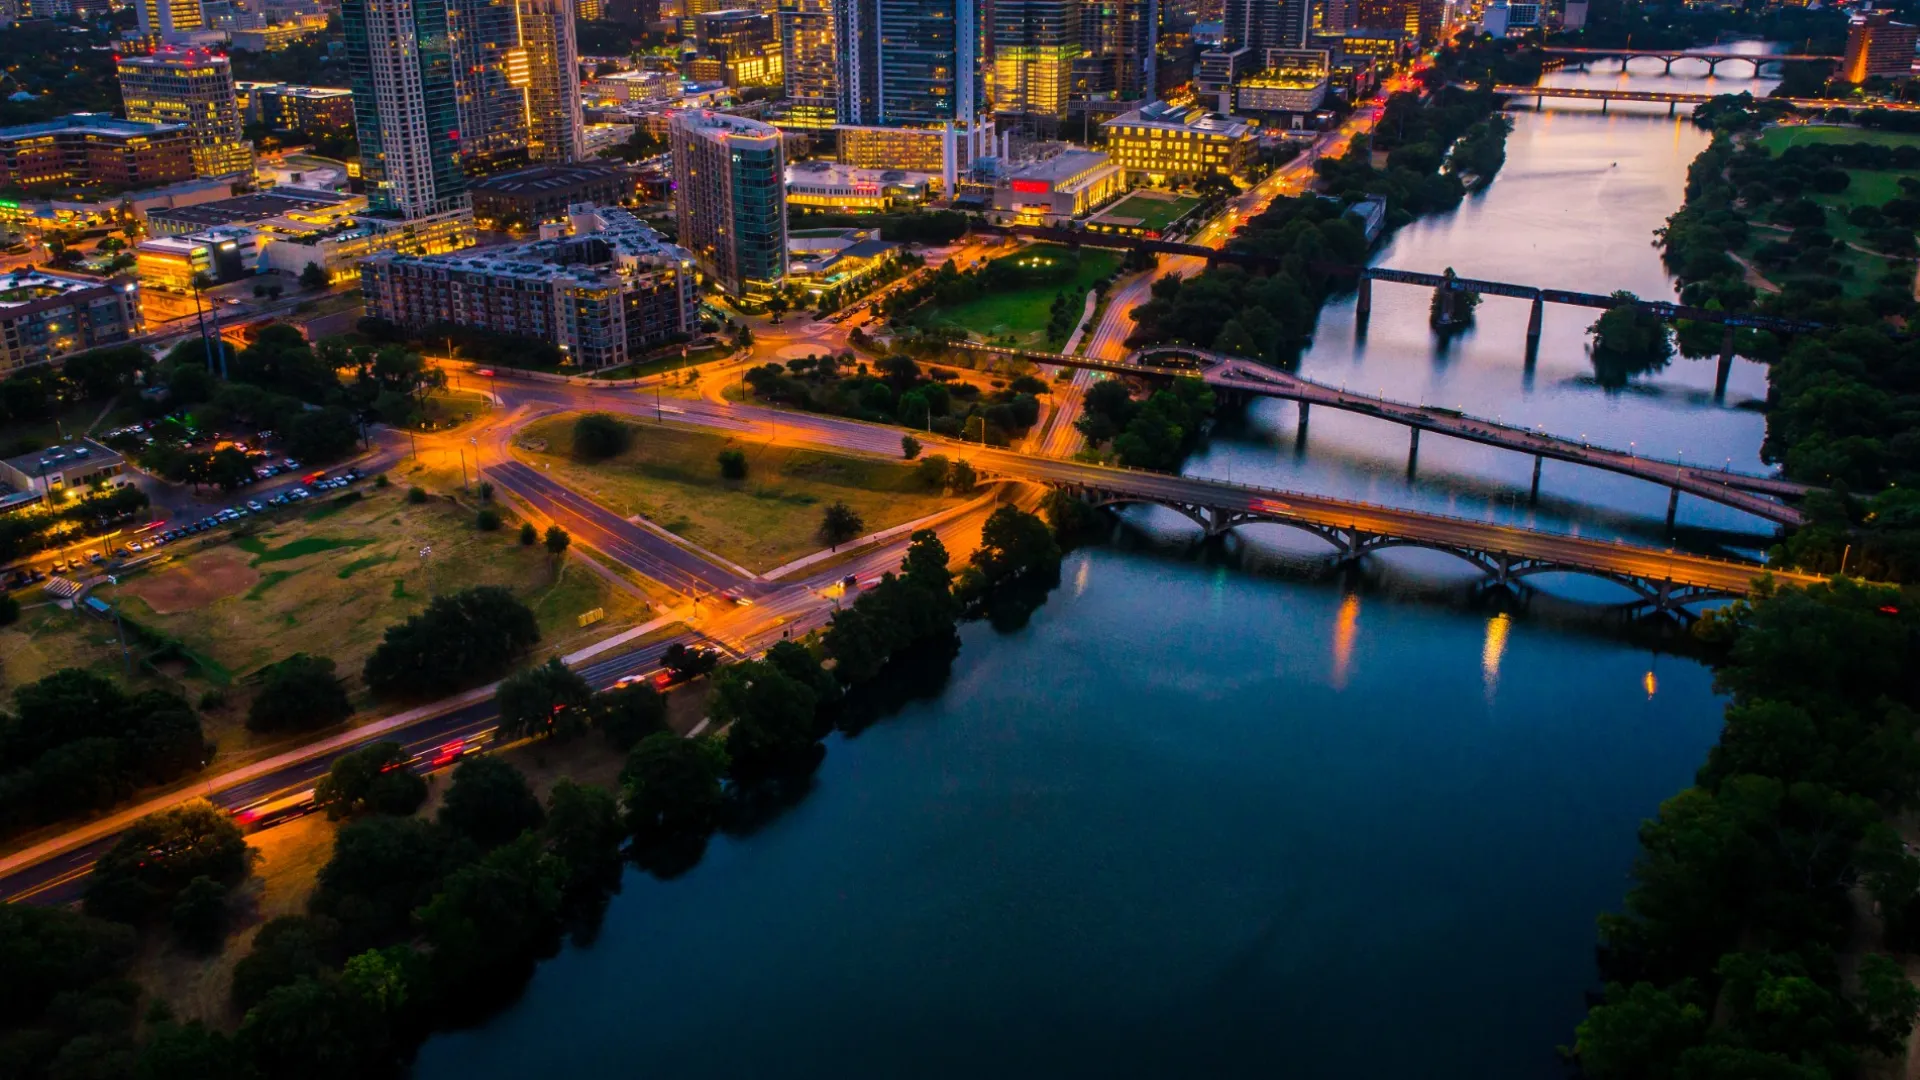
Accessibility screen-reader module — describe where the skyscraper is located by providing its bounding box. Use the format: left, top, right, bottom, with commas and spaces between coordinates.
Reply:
1842, 10, 1919, 84
446, 0, 530, 173
343, 0, 467, 218
1222, 0, 1308, 60
668, 109, 787, 300
779, 0, 837, 126
835, 0, 984, 127
519, 0, 583, 163
993, 0, 1080, 116
116, 46, 253, 179
134, 0, 204, 39
1080, 0, 1158, 99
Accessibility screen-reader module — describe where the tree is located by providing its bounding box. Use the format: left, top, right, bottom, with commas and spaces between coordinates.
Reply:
169, 876, 231, 953
495, 657, 593, 741
572, 413, 630, 460
968, 506, 1061, 586
661, 642, 719, 681
299, 262, 331, 290
709, 659, 820, 775
519, 522, 538, 545
915, 453, 950, 489
84, 801, 252, 924
312, 741, 425, 820
1570, 980, 1706, 1079
621, 732, 727, 838
590, 681, 667, 749
231, 915, 342, 1011
820, 501, 865, 548
138, 1020, 250, 1080
239, 974, 394, 1080
543, 525, 570, 563
766, 292, 790, 323
542, 779, 623, 902
247, 653, 352, 733
311, 816, 456, 953
948, 457, 977, 493
414, 834, 566, 1004
717, 448, 748, 479
361, 586, 540, 698
901, 434, 921, 460
437, 757, 544, 849
476, 507, 502, 531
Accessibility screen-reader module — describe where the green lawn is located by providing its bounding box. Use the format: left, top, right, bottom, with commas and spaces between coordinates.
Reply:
1755, 125, 1920, 154
512, 414, 958, 572
919, 246, 1122, 347
1099, 193, 1201, 232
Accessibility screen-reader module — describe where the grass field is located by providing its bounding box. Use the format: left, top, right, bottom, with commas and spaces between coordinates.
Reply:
0, 602, 155, 691
1755, 125, 1920, 154
93, 481, 650, 736
1099, 193, 1201, 232
511, 415, 957, 572
919, 245, 1121, 347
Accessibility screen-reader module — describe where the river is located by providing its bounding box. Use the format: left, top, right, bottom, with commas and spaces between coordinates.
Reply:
414, 55, 1777, 1079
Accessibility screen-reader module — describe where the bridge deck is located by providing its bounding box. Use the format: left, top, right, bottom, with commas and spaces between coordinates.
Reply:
969, 448, 1819, 600
948, 341, 1807, 526
1492, 84, 1920, 114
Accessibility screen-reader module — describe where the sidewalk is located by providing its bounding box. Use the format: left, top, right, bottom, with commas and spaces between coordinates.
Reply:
762, 488, 1004, 580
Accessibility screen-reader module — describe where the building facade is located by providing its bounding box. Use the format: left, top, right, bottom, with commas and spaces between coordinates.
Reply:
1101, 99, 1252, 179
786, 161, 931, 210
343, 0, 468, 218
994, 0, 1081, 117
1842, 11, 1918, 83
117, 46, 255, 179
470, 162, 639, 226
669, 109, 787, 300
1221, 0, 1307, 62
1079, 0, 1158, 99
779, 0, 837, 126
240, 83, 356, 132
835, 0, 985, 127
520, 0, 585, 162
0, 115, 197, 189
989, 147, 1123, 220
135, 0, 204, 39
446, 0, 531, 173
360, 206, 698, 369
0, 270, 143, 375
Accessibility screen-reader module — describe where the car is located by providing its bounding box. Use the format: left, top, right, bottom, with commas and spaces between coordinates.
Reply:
842, 575, 860, 590
290, 488, 309, 499
473, 368, 495, 377
247, 500, 263, 512
51, 560, 68, 573
87, 551, 103, 563
126, 542, 142, 553
282, 458, 298, 469
269, 494, 288, 505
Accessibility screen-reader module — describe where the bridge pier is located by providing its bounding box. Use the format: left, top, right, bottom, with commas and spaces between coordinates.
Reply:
1530, 454, 1543, 502
1600, 97, 1609, 114
1715, 327, 1735, 401
1296, 401, 1310, 439
1407, 427, 1420, 477
1666, 487, 1681, 532
1355, 274, 1372, 316
1669, 101, 1676, 117
1525, 294, 1543, 345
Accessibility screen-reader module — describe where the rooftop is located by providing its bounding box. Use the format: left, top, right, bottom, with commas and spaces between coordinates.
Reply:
0, 269, 120, 307
672, 108, 781, 141
1001, 148, 1113, 183
371, 205, 690, 286
785, 161, 933, 187
2, 437, 124, 478
1105, 100, 1254, 138
0, 112, 187, 141
471, 162, 635, 196
149, 188, 352, 228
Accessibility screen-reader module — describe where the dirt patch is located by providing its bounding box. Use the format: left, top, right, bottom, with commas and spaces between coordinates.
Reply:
123, 548, 261, 614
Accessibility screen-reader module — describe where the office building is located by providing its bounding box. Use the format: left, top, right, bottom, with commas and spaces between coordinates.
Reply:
835, 0, 991, 188
669, 109, 787, 299
785, 161, 932, 211
1079, 0, 1159, 99
0, 114, 197, 190
117, 46, 255, 179
135, 0, 204, 39
1222, 0, 1308, 61
239, 83, 355, 133
0, 270, 143, 375
446, 0, 531, 173
994, 0, 1081, 117
988, 146, 1124, 221
520, 0, 585, 162
836, 125, 949, 172
343, 0, 468, 218
1355, 0, 1442, 43
361, 206, 699, 369
470, 162, 640, 227
228, 17, 330, 50
694, 8, 785, 87
0, 439, 129, 511
1101, 99, 1253, 179
779, 0, 837, 126
1842, 11, 1918, 83
1235, 47, 1329, 114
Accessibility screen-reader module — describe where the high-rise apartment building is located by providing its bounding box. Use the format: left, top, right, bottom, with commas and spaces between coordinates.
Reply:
1842, 11, 1918, 84
835, 0, 990, 189
446, 0, 531, 173
1080, 0, 1158, 99
135, 0, 204, 39
519, 0, 584, 162
668, 109, 787, 300
116, 46, 254, 179
994, 0, 1080, 116
780, 0, 836, 126
1222, 0, 1308, 61
343, 0, 468, 217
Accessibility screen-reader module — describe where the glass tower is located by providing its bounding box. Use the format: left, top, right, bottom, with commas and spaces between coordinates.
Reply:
343, 0, 468, 217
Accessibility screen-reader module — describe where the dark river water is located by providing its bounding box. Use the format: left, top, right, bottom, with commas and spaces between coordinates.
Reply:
414, 56, 1778, 1079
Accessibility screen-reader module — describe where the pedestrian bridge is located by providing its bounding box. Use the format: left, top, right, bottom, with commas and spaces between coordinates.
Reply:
1539, 47, 1836, 75
945, 341, 1811, 528
965, 448, 1822, 620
